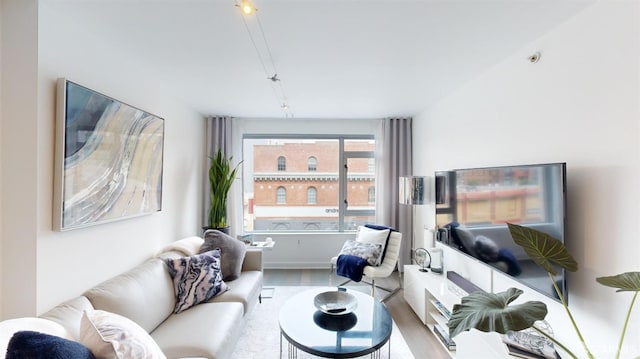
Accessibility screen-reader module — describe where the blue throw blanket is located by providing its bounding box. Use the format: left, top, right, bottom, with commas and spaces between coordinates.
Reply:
337, 254, 369, 282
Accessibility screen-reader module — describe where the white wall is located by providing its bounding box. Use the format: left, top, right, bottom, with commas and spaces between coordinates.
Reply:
33, 1, 205, 314
1, 1, 205, 318
414, 1, 639, 357
0, 0, 38, 319
0, 0, 5, 317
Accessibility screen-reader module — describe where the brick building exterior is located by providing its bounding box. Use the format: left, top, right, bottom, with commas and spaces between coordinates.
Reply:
247, 140, 375, 230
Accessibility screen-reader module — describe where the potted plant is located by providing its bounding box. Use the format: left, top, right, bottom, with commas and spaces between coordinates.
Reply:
448, 223, 640, 359
205, 149, 242, 234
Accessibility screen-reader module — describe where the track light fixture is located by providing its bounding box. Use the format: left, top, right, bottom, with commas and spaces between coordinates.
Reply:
235, 1, 291, 115
240, 0, 254, 15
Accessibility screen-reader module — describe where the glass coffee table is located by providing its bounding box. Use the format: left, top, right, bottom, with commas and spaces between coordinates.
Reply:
279, 287, 392, 358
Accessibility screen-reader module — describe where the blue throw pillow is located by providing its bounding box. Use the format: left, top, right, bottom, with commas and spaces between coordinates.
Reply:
364, 224, 397, 232
497, 248, 522, 276
5, 331, 96, 359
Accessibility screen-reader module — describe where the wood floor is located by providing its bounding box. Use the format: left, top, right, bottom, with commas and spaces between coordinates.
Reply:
264, 269, 450, 359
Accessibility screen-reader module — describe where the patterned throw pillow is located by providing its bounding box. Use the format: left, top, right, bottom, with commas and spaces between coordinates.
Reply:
199, 229, 247, 281
165, 249, 229, 313
79, 310, 166, 359
338, 239, 382, 266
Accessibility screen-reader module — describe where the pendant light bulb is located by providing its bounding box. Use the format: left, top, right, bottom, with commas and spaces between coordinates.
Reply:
240, 0, 254, 15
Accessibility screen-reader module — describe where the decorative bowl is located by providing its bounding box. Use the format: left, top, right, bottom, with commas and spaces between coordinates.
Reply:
313, 290, 357, 315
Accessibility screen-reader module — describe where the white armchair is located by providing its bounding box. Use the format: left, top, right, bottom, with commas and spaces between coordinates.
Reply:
330, 230, 402, 302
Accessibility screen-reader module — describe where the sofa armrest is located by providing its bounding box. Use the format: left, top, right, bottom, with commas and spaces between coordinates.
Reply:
242, 248, 263, 272
156, 236, 204, 257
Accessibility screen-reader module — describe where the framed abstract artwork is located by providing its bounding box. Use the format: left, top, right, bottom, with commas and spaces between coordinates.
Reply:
53, 78, 164, 231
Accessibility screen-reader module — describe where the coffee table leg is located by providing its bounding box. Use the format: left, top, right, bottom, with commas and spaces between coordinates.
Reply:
281, 331, 298, 359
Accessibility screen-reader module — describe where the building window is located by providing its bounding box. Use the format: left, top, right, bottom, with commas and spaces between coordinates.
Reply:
243, 136, 376, 232
277, 156, 286, 171
307, 187, 317, 204
368, 158, 375, 172
368, 186, 375, 203
276, 186, 286, 204
308, 156, 317, 172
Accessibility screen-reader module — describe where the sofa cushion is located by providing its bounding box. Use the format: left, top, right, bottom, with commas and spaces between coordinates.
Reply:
200, 229, 247, 281
79, 310, 166, 359
83, 258, 175, 333
40, 296, 94, 341
207, 270, 263, 315
151, 302, 244, 359
165, 249, 229, 313
6, 331, 95, 359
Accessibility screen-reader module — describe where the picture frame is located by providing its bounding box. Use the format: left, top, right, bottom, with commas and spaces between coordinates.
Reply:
53, 78, 164, 231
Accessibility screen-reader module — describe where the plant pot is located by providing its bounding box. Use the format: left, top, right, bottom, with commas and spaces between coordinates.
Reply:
202, 226, 230, 235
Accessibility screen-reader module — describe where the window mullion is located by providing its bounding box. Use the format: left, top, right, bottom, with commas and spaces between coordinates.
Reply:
338, 138, 346, 232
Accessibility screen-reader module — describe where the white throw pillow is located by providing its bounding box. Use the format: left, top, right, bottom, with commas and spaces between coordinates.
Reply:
79, 310, 166, 359
356, 226, 391, 266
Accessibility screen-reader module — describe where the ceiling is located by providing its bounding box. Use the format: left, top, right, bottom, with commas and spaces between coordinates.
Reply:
44, 0, 594, 119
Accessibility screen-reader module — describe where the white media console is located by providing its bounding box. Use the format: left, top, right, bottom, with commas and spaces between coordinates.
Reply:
403, 264, 518, 358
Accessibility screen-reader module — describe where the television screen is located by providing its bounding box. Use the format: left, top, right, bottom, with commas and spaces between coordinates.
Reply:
435, 162, 567, 303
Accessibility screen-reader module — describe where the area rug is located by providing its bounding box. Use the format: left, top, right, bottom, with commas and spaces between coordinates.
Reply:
230, 286, 414, 358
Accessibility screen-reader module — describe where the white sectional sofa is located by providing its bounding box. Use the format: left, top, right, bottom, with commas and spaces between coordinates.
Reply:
0, 236, 263, 358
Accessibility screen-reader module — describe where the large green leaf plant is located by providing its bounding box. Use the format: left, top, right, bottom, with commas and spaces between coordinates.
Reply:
448, 223, 640, 359
208, 149, 241, 229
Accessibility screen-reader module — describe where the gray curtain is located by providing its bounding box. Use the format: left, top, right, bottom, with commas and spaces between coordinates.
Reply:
376, 117, 413, 269
203, 115, 233, 228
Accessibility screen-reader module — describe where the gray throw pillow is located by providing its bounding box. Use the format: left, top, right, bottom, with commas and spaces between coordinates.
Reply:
454, 226, 478, 258
474, 235, 500, 262
199, 229, 247, 281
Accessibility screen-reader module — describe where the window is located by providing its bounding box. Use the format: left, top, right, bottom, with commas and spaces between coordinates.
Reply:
277, 156, 286, 171
308, 157, 317, 172
307, 187, 317, 204
276, 186, 286, 204
368, 186, 375, 203
368, 158, 375, 172
243, 136, 376, 232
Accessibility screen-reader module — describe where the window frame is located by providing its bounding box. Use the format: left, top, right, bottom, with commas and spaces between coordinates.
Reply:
243, 134, 376, 233
307, 186, 317, 204
277, 156, 286, 171
308, 156, 318, 172
276, 186, 286, 204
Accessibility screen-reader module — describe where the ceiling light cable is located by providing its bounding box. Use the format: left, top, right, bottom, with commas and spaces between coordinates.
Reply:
235, 1, 291, 114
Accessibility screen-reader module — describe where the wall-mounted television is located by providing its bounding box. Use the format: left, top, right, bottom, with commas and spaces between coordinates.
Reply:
435, 162, 567, 303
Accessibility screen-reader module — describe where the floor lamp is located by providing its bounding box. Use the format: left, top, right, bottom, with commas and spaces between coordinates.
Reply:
399, 176, 427, 264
